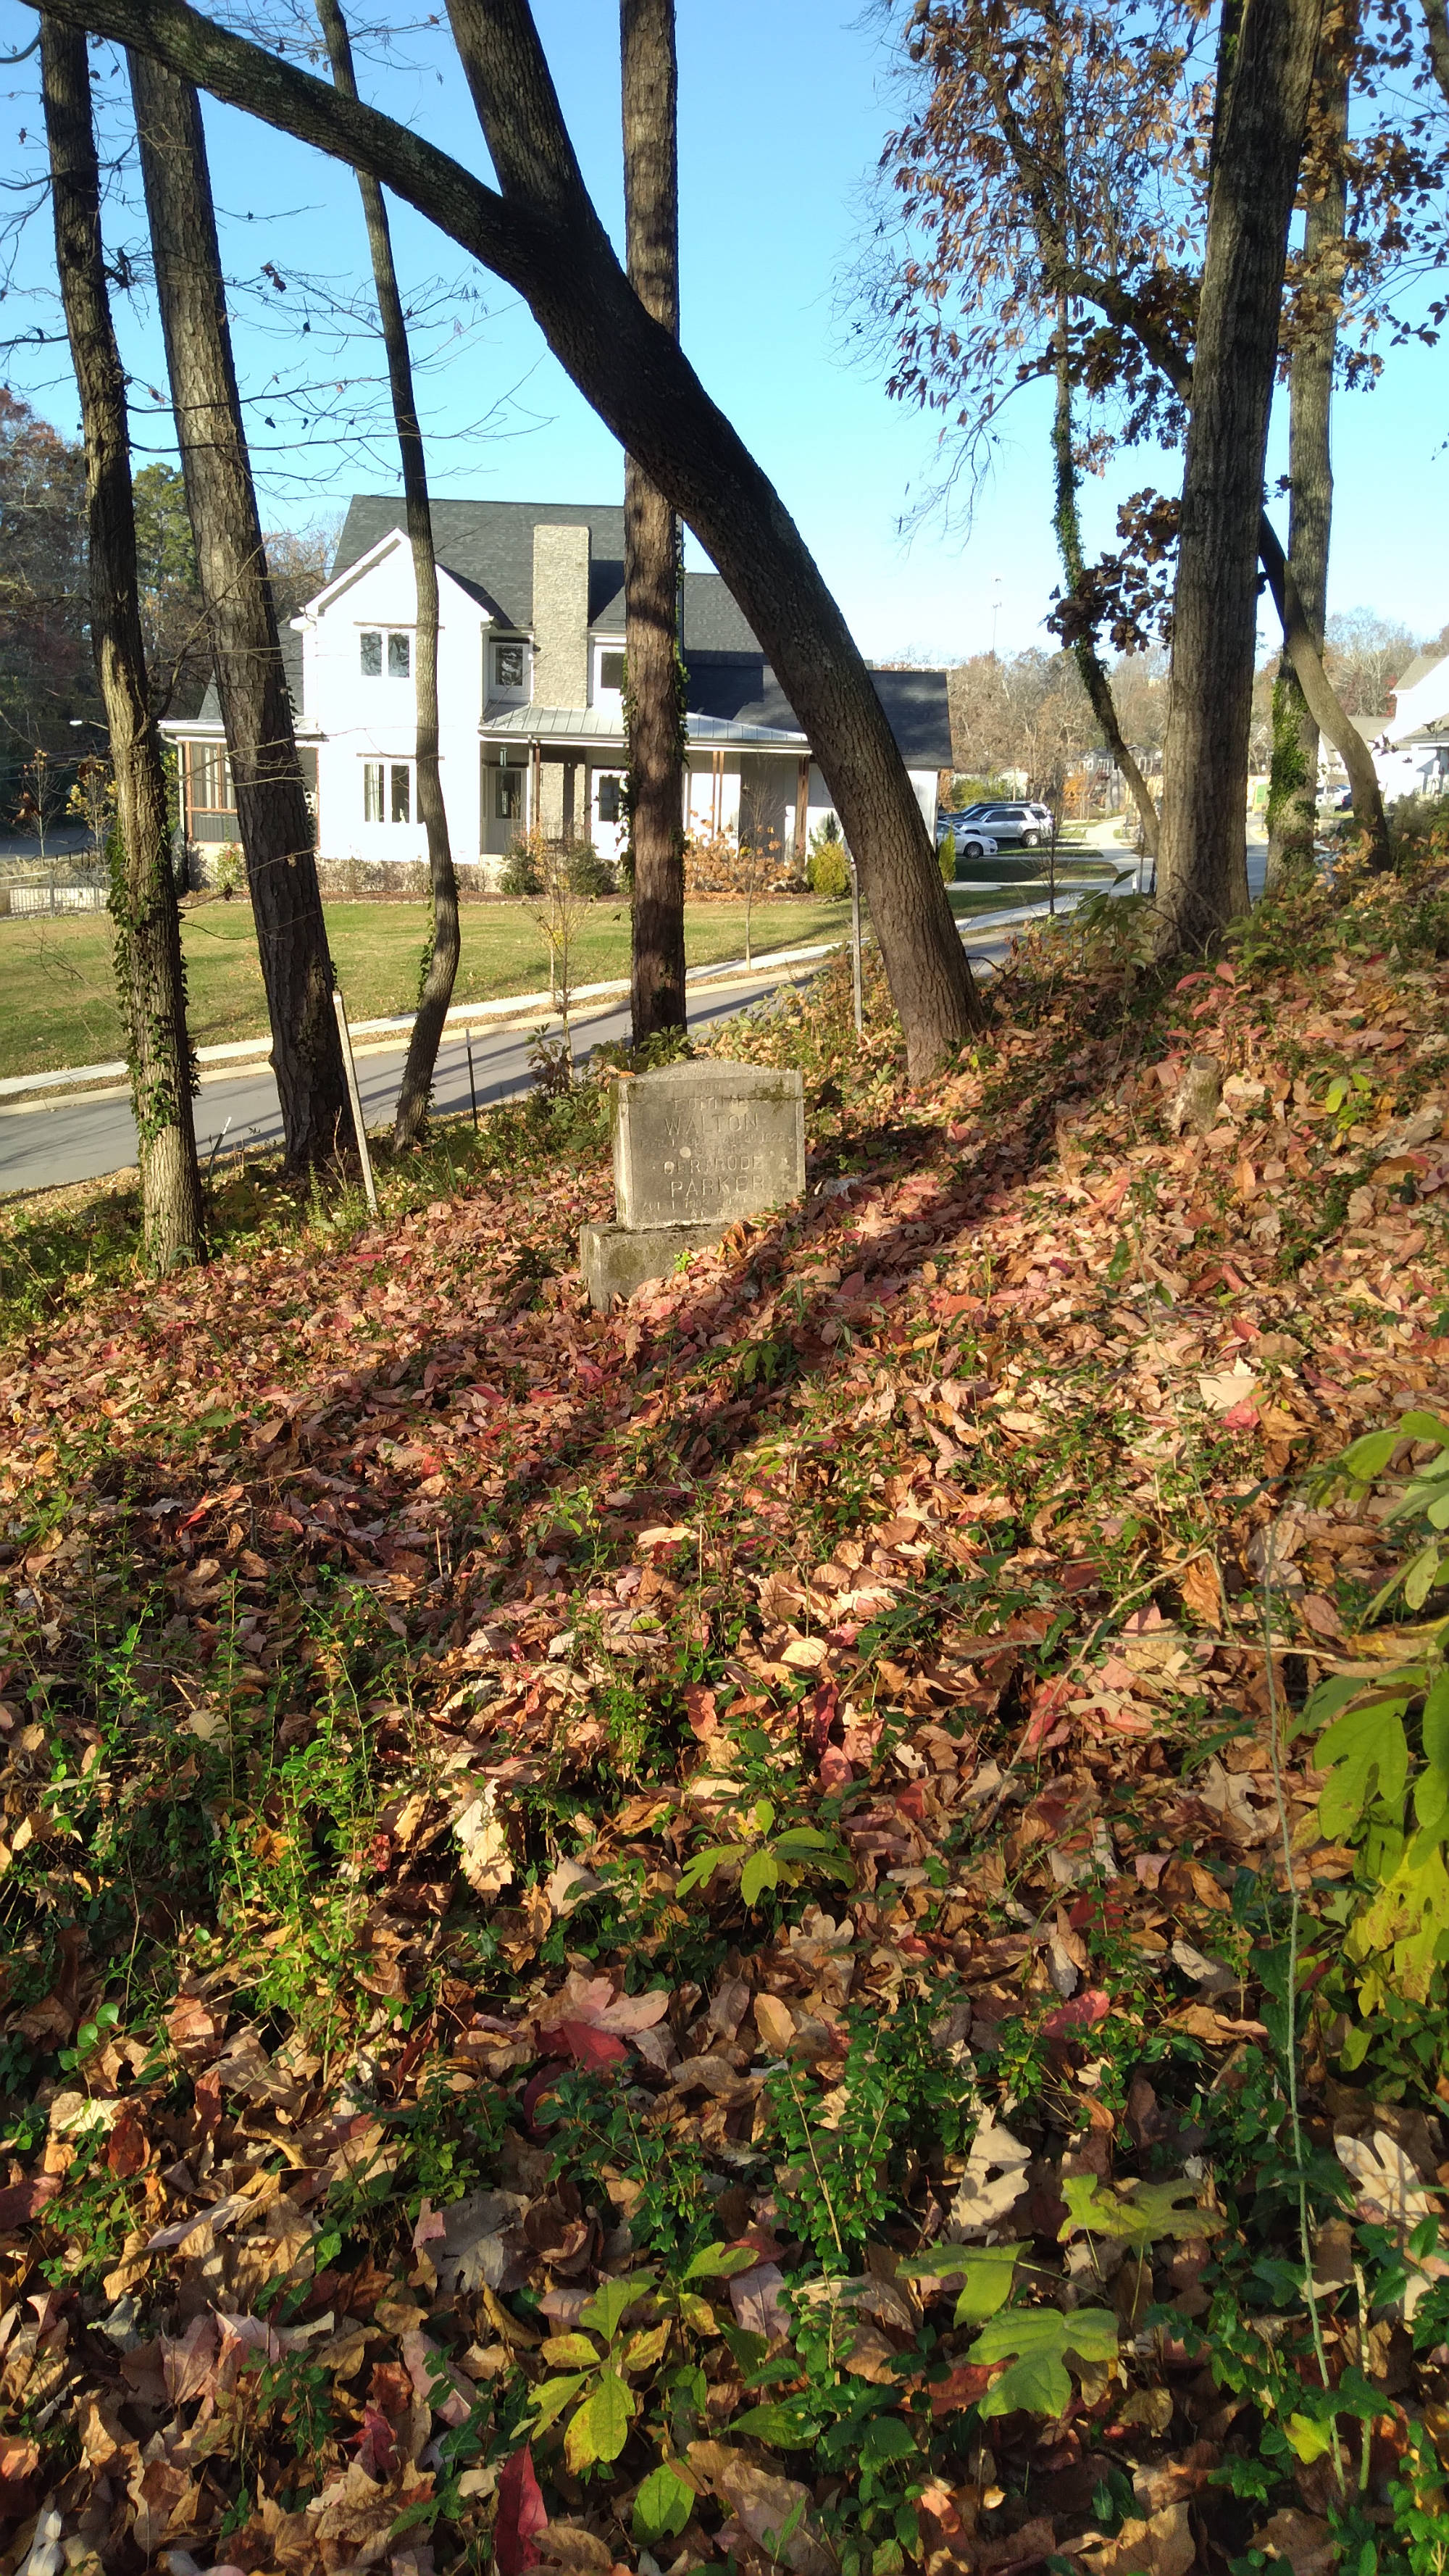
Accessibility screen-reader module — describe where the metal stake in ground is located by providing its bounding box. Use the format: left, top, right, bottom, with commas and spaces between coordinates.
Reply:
848, 850, 864, 1038
466, 1033, 479, 1129
333, 988, 379, 1214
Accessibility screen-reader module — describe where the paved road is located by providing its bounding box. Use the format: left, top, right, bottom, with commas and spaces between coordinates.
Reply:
0, 965, 826, 1198
0, 835, 1269, 1199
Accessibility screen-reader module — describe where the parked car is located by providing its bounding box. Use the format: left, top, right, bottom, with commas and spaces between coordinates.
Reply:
935, 812, 1000, 862
970, 800, 1054, 849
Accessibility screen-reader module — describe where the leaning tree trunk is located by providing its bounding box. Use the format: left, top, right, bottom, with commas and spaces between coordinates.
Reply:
315, 0, 460, 1149
622, 0, 688, 1044
128, 53, 349, 1167
42, 17, 205, 1272
44, 0, 985, 1072
1050, 301, 1160, 860
1266, 12, 1352, 882
1155, 0, 1327, 953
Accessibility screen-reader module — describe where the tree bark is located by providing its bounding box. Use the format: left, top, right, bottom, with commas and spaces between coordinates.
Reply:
1155, 0, 1327, 953
314, 0, 460, 1149
1051, 304, 1160, 861
46, 0, 983, 1076
982, 78, 1387, 867
622, 0, 687, 1044
127, 51, 350, 1167
1266, 12, 1351, 882
1421, 0, 1449, 103
41, 17, 205, 1273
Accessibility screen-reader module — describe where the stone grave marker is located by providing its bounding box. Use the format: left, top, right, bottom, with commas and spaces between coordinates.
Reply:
580, 1059, 805, 1307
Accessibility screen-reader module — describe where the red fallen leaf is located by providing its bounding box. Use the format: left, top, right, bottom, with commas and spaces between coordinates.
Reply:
1093, 1171, 1131, 1214
193, 2067, 223, 2138
0, 2174, 62, 2228
542, 2018, 630, 2069
683, 1683, 719, 1740
1020, 1675, 1074, 1754
1042, 1988, 1111, 2039
819, 1747, 853, 1791
496, 2443, 548, 2576
106, 2104, 149, 2179
1221, 1395, 1261, 1432
930, 2362, 997, 2416
354, 2401, 398, 2480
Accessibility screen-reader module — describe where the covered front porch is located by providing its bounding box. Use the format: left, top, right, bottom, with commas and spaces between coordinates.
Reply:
479, 706, 819, 868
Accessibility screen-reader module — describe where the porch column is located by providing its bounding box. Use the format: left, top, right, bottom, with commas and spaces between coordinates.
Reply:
794, 754, 810, 864
530, 739, 543, 833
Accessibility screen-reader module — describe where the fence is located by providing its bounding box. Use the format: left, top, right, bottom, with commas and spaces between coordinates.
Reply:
0, 880, 109, 918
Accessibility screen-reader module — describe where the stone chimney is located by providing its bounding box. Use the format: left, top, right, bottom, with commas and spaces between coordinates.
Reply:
531, 523, 590, 708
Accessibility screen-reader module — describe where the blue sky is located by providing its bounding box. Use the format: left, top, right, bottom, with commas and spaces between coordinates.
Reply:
1, 0, 1444, 662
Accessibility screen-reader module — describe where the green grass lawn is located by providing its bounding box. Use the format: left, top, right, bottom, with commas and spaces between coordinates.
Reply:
0, 896, 853, 1081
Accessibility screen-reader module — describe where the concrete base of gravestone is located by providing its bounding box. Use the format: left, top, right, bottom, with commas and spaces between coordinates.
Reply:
580, 1218, 727, 1310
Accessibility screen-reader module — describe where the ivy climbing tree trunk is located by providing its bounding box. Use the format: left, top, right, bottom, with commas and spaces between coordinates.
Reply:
1155, 0, 1327, 953
314, 0, 460, 1148
622, 0, 688, 1043
1051, 303, 1159, 862
128, 51, 350, 1168
1266, 8, 1352, 884
41, 16, 205, 1272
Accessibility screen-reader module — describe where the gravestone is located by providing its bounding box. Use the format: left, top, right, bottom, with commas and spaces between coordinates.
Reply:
580, 1059, 805, 1308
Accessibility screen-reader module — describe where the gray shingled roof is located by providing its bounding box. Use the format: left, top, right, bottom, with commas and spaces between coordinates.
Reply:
334, 496, 763, 656
688, 655, 951, 767
1392, 649, 1448, 696
181, 499, 952, 770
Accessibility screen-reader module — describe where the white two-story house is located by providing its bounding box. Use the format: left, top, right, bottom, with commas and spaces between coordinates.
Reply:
163, 497, 950, 883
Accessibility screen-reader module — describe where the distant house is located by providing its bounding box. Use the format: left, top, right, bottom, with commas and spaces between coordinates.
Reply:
1372, 645, 1449, 803
162, 498, 951, 880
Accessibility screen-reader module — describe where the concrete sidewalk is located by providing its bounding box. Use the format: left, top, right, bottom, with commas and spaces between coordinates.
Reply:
0, 937, 843, 1102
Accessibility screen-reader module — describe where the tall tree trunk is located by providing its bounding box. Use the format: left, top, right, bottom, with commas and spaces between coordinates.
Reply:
54, 0, 983, 1075
1155, 0, 1327, 953
1421, 0, 1449, 101
622, 0, 687, 1043
987, 65, 1387, 871
314, 0, 460, 1149
1051, 301, 1160, 861
128, 53, 350, 1167
1266, 8, 1352, 882
41, 17, 205, 1272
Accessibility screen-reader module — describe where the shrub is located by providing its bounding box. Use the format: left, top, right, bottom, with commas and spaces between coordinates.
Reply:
498, 834, 543, 898
807, 812, 851, 899
214, 844, 246, 899
563, 840, 615, 899
939, 830, 957, 883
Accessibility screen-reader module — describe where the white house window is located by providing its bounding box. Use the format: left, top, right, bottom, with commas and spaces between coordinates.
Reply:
598, 649, 626, 694
363, 761, 413, 822
596, 775, 622, 825
493, 641, 525, 691
359, 629, 412, 678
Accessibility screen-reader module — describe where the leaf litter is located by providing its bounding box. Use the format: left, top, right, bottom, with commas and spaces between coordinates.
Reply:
3, 856, 1449, 2572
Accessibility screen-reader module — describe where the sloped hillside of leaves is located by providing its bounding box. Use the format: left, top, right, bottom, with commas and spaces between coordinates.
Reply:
3, 852, 1449, 2576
